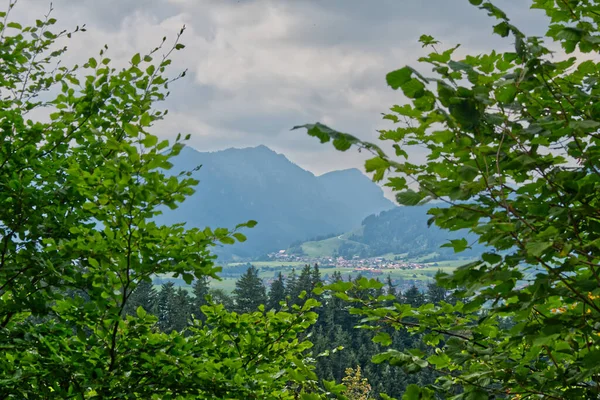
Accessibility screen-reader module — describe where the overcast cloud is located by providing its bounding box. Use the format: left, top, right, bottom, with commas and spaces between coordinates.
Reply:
14, 0, 550, 177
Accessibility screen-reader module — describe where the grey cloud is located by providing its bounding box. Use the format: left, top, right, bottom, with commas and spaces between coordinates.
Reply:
14, 0, 550, 184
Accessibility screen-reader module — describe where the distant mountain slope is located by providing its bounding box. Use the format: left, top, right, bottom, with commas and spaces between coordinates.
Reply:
156, 145, 394, 259
317, 169, 395, 218
292, 204, 485, 260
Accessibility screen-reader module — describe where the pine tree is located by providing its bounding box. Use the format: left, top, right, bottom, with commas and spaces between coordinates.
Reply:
171, 288, 192, 332
296, 264, 314, 301
208, 288, 235, 310
426, 279, 447, 305
285, 268, 300, 303
124, 279, 157, 317
403, 285, 425, 308
385, 275, 396, 298
384, 275, 398, 307
156, 282, 177, 332
311, 264, 322, 287
233, 265, 267, 313
267, 272, 286, 311
192, 276, 210, 319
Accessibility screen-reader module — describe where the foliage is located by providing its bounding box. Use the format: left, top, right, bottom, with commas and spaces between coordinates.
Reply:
233, 265, 267, 313
342, 366, 372, 400
0, 3, 340, 398
297, 0, 600, 398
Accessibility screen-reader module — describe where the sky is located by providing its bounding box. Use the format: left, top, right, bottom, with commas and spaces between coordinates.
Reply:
14, 0, 550, 177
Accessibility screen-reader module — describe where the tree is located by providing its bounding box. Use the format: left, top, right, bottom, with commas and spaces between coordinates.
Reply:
403, 285, 425, 308
123, 279, 157, 317
297, 0, 600, 398
192, 275, 210, 319
156, 282, 177, 332
341, 366, 372, 400
286, 267, 301, 302
233, 265, 267, 313
208, 288, 235, 311
0, 4, 340, 397
268, 272, 286, 311
426, 279, 448, 305
171, 287, 192, 332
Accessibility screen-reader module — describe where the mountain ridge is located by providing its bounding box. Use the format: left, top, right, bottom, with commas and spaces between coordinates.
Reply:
156, 145, 394, 259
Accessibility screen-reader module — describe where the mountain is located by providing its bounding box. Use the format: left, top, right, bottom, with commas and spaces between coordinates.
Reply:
293, 203, 485, 261
318, 168, 394, 220
156, 145, 394, 259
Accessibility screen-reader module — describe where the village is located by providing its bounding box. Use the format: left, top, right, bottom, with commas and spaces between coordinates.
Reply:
265, 249, 431, 275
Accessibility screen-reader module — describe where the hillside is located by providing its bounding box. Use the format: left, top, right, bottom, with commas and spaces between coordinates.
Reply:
156, 145, 394, 259
292, 204, 485, 261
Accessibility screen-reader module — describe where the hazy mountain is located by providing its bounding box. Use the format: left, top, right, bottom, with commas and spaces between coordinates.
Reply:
318, 168, 394, 219
157, 145, 394, 259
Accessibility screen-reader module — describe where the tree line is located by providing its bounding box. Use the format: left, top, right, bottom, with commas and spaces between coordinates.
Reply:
127, 264, 453, 398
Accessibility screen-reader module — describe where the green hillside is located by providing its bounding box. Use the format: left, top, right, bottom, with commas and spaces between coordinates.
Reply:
290, 204, 486, 260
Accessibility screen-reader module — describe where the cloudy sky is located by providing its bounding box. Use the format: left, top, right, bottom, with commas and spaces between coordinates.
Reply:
15, 0, 549, 176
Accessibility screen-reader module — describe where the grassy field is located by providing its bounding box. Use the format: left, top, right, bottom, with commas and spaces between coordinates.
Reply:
301, 237, 343, 257
301, 236, 370, 258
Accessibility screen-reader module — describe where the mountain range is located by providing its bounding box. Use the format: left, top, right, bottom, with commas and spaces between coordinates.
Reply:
157, 145, 394, 259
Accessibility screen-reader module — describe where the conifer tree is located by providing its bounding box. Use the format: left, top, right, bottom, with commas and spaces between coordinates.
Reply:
156, 282, 177, 332
171, 287, 192, 332
208, 288, 235, 311
311, 263, 322, 287
124, 279, 157, 317
286, 267, 301, 303
297, 264, 314, 299
426, 279, 447, 305
267, 272, 286, 311
403, 285, 424, 308
233, 265, 267, 313
192, 276, 210, 319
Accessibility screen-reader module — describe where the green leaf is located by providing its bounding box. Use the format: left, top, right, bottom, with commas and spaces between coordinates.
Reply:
396, 190, 423, 206
526, 241, 552, 257
441, 238, 469, 253
140, 113, 152, 127
386, 67, 413, 90
131, 53, 141, 65
401, 79, 426, 98
332, 137, 352, 151
493, 21, 510, 37
365, 157, 389, 173
123, 123, 138, 136
373, 332, 392, 346
403, 384, 434, 400
459, 165, 479, 181
495, 84, 517, 103
136, 306, 147, 318
142, 134, 158, 147
233, 232, 247, 242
